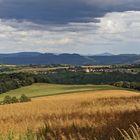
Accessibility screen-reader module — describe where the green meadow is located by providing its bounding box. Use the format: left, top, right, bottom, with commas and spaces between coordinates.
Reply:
0, 83, 119, 101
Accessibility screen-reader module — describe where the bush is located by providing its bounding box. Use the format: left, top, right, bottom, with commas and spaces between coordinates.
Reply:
113, 81, 140, 91
3, 96, 12, 104
11, 96, 19, 103
2, 95, 31, 105
3, 96, 19, 104
19, 94, 31, 103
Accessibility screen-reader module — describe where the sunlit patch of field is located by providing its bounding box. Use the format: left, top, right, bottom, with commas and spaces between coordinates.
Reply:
0, 89, 139, 139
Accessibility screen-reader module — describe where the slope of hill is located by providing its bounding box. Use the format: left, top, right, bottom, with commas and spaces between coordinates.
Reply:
0, 88, 139, 139
0, 52, 140, 65
0, 83, 117, 100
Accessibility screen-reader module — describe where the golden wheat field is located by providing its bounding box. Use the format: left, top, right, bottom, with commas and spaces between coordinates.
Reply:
0, 90, 140, 139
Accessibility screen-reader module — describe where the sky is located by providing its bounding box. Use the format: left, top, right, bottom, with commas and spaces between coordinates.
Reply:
0, 0, 140, 54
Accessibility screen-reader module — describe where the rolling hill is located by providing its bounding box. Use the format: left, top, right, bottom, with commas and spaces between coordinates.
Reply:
0, 52, 140, 65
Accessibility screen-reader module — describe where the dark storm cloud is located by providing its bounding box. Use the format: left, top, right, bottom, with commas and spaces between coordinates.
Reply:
0, 0, 140, 24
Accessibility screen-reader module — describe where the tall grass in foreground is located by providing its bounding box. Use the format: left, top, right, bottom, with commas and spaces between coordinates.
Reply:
117, 123, 140, 140
34, 96, 140, 140
38, 109, 140, 140
0, 90, 140, 140
0, 123, 139, 140
25, 123, 140, 140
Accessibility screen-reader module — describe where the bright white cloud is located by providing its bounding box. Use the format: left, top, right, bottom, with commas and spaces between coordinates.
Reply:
96, 11, 140, 43
0, 11, 140, 54
98, 11, 140, 33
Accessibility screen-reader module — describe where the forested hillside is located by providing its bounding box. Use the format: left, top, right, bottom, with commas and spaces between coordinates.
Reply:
0, 72, 140, 94
0, 52, 140, 65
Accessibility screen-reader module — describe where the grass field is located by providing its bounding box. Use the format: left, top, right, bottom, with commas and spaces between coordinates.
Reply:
0, 83, 119, 101
0, 87, 139, 139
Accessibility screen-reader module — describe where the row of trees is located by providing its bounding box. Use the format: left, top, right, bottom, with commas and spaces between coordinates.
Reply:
113, 81, 140, 91
34, 72, 140, 91
0, 71, 140, 94
34, 71, 140, 85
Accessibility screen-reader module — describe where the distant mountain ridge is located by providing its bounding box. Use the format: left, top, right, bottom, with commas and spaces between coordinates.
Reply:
93, 52, 114, 56
0, 52, 140, 65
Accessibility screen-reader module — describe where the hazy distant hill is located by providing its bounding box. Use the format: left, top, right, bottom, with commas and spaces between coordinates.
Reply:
0, 52, 140, 65
93, 52, 114, 56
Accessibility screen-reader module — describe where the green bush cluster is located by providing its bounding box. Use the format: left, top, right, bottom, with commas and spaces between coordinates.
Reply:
19, 94, 31, 103
1, 94, 31, 105
113, 81, 140, 91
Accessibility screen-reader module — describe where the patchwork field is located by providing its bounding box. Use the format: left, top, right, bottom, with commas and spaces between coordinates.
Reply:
0, 87, 139, 139
0, 83, 118, 101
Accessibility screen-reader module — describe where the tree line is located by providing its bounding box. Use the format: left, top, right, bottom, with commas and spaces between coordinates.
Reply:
0, 73, 34, 94
34, 71, 140, 84
113, 81, 140, 91
0, 71, 140, 94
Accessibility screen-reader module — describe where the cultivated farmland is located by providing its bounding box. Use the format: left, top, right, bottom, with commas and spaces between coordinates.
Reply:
0, 87, 139, 139
0, 83, 118, 101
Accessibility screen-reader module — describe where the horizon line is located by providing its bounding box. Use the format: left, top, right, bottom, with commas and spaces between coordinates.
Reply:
0, 51, 140, 56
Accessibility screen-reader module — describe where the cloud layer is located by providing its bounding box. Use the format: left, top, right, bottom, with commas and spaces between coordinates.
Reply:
0, 1, 140, 54
0, 0, 140, 23
0, 11, 140, 54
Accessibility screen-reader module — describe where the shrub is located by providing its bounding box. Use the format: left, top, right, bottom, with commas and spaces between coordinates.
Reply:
11, 96, 19, 103
113, 81, 140, 91
19, 94, 31, 103
3, 96, 12, 104
2, 95, 31, 105
3, 96, 19, 104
